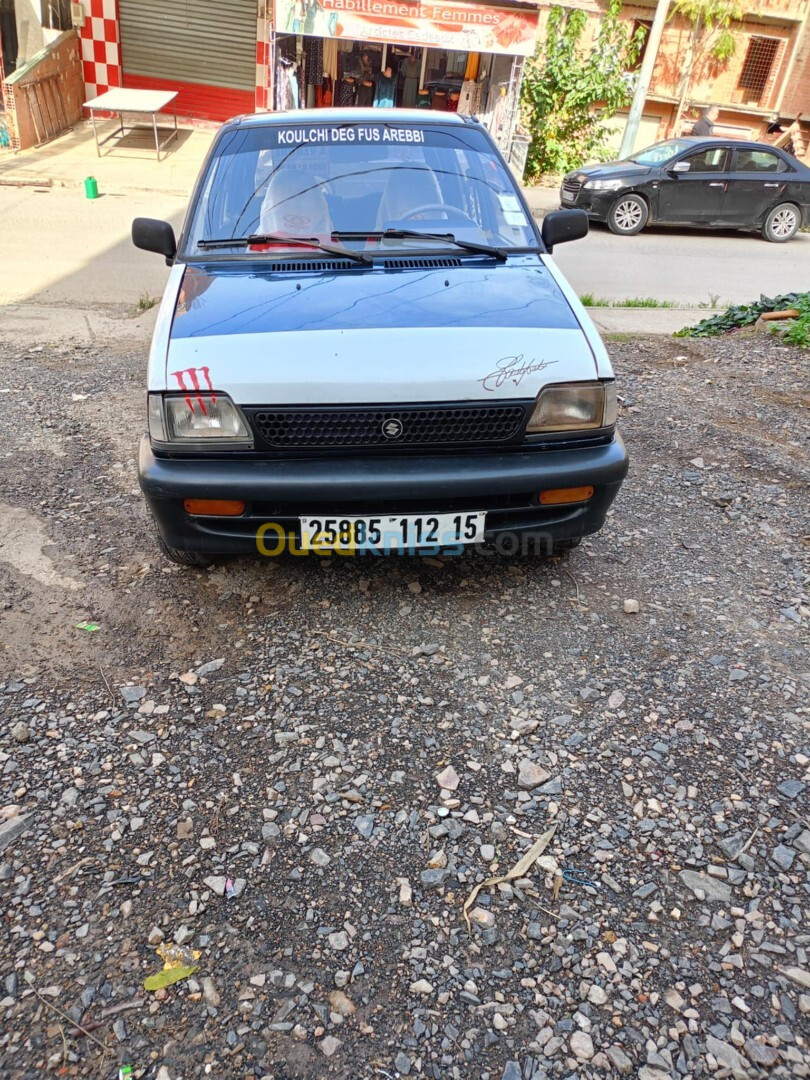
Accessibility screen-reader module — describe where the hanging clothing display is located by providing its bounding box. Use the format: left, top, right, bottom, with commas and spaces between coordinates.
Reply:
337, 76, 356, 107
305, 35, 323, 87
275, 55, 300, 111
399, 54, 420, 108
374, 70, 396, 108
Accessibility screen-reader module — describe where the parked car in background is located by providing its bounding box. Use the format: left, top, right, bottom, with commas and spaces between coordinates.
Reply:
561, 137, 810, 242
132, 109, 628, 565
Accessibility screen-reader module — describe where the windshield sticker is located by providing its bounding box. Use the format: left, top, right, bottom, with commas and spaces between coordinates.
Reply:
498, 193, 528, 227
275, 126, 427, 146
479, 356, 556, 392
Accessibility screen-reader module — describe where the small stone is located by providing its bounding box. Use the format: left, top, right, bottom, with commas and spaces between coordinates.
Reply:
394, 1051, 412, 1075
120, 685, 146, 704
744, 1040, 779, 1067
319, 1035, 342, 1058
623, 599, 640, 614
706, 1034, 749, 1077
606, 1046, 633, 1074
397, 878, 412, 906
771, 844, 795, 871
469, 907, 496, 930
409, 979, 433, 995
10, 722, 29, 744
782, 966, 810, 990
480, 844, 495, 862
202, 977, 220, 1007
420, 868, 448, 890
435, 765, 460, 791
328, 990, 355, 1016
354, 814, 374, 838
777, 778, 806, 799
0, 815, 33, 854
587, 985, 608, 1006
679, 869, 731, 902
328, 931, 348, 951
517, 759, 550, 790
204, 876, 227, 896
570, 1030, 594, 1060
310, 847, 331, 867
173, 925, 193, 945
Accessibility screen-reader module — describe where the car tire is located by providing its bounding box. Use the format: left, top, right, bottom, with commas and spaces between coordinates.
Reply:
156, 532, 215, 567
552, 537, 582, 555
607, 194, 648, 236
762, 203, 800, 243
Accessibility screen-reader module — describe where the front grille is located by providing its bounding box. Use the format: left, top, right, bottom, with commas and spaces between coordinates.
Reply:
562, 177, 583, 197
249, 402, 530, 450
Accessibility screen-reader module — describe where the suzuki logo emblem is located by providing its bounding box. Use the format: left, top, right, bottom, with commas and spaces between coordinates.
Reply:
382, 417, 403, 440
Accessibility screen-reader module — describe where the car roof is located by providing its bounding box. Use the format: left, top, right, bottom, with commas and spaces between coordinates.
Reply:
672, 135, 788, 152
227, 107, 471, 129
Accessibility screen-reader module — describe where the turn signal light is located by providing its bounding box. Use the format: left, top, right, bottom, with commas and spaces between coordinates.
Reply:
184, 499, 245, 516
538, 486, 594, 505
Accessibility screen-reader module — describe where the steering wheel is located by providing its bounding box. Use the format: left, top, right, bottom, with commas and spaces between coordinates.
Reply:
400, 204, 477, 225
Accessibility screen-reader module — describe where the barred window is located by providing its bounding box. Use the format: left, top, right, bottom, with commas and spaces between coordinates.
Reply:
41, 0, 72, 31
737, 36, 781, 101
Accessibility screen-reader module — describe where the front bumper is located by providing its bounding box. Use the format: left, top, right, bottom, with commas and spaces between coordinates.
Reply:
559, 188, 617, 222
138, 433, 629, 555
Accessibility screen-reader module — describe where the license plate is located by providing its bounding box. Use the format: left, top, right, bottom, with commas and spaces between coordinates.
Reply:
299, 512, 486, 552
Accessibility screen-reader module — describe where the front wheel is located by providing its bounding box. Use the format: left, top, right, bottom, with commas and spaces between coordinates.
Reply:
155, 532, 214, 567
607, 194, 648, 236
762, 203, 800, 243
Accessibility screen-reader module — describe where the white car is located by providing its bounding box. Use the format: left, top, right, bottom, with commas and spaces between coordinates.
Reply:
132, 108, 628, 563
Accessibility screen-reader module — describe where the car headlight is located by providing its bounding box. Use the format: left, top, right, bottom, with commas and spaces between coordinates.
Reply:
583, 178, 625, 191
148, 393, 253, 447
526, 381, 617, 433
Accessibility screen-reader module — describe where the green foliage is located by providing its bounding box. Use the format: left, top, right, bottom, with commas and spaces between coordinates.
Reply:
675, 292, 810, 346
520, 1, 644, 181
670, 0, 742, 61
781, 294, 810, 348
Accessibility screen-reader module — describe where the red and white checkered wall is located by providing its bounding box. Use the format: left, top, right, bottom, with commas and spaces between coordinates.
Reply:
77, 0, 270, 112
78, 0, 121, 100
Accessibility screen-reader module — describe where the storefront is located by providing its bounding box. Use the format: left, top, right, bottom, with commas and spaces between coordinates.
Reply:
268, 0, 538, 159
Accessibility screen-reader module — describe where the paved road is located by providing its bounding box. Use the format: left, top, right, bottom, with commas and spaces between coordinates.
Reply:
1, 185, 806, 310
552, 221, 810, 306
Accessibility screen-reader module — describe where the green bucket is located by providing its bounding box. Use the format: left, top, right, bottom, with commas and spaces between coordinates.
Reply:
84, 176, 99, 200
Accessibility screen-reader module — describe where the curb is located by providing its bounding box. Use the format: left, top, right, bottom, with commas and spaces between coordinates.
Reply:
0, 176, 53, 188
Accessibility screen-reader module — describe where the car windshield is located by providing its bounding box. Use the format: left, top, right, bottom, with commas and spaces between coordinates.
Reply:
631, 139, 693, 165
184, 121, 538, 255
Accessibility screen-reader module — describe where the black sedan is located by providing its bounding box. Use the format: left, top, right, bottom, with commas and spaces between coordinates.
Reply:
560, 137, 810, 242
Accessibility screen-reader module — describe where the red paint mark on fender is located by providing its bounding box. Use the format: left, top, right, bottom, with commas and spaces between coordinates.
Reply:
170, 366, 216, 413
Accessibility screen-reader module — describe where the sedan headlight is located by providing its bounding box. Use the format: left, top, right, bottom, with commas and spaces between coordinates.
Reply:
148, 393, 252, 447
583, 178, 625, 191
527, 381, 617, 434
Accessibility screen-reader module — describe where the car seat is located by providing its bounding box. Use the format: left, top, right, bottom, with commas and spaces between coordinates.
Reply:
376, 168, 443, 227
260, 170, 333, 236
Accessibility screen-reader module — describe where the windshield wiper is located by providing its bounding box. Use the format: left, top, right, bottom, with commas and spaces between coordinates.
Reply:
333, 229, 509, 262
197, 234, 371, 265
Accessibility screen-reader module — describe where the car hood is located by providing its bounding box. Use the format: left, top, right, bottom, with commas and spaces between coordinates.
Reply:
569, 161, 652, 182
157, 260, 599, 405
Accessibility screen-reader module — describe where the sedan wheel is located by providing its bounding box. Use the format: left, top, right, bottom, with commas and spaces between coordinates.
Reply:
762, 203, 800, 243
607, 194, 649, 236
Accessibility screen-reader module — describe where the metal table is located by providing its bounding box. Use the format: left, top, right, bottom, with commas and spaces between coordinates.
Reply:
83, 88, 179, 161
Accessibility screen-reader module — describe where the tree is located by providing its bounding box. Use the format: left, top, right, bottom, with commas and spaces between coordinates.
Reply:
670, 0, 741, 134
520, 0, 645, 181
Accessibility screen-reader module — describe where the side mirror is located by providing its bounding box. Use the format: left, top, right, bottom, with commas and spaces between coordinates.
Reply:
670, 160, 691, 174
132, 217, 177, 265
542, 209, 589, 253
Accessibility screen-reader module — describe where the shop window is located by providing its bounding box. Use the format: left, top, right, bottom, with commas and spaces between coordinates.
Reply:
41, 0, 72, 31
737, 36, 781, 103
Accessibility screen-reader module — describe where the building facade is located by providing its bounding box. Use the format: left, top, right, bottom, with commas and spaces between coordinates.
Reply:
557, 0, 810, 159
1, 0, 539, 161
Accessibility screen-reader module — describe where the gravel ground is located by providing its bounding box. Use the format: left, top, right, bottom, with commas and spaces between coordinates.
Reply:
0, 328, 808, 1080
